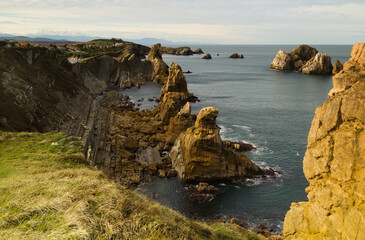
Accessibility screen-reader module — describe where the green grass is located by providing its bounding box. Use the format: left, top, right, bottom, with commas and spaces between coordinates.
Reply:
0, 132, 266, 240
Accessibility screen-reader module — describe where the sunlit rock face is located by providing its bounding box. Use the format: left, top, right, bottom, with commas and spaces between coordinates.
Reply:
170, 106, 262, 182
284, 43, 365, 240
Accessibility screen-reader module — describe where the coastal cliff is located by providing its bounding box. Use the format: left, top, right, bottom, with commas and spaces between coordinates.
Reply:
283, 43, 365, 239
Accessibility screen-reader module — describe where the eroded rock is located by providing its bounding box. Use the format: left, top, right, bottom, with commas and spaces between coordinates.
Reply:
283, 43, 365, 240
170, 106, 263, 182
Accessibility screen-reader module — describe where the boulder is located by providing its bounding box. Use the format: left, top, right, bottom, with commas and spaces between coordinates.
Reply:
300, 53, 333, 74
283, 43, 365, 239
187, 182, 221, 202
332, 59, 343, 74
136, 146, 162, 165
193, 48, 204, 54
170, 106, 263, 182
270, 50, 292, 70
202, 54, 212, 60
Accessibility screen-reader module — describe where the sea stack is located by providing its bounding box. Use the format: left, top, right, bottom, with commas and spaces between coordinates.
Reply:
283, 43, 365, 239
270, 44, 333, 74
170, 106, 263, 182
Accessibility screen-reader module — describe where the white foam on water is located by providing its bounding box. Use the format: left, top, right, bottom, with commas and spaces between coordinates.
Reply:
232, 124, 255, 137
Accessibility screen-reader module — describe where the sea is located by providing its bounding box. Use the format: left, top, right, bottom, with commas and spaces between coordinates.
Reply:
122, 45, 352, 232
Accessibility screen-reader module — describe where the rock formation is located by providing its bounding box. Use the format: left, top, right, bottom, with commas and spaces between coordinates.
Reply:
153, 62, 193, 124
270, 50, 292, 70
147, 43, 169, 84
229, 53, 244, 59
161, 46, 193, 56
301, 53, 333, 75
202, 53, 212, 59
332, 59, 343, 74
170, 106, 262, 182
283, 43, 365, 239
193, 48, 204, 54
270, 44, 333, 74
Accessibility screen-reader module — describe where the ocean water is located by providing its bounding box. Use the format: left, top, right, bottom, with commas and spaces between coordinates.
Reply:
127, 45, 352, 232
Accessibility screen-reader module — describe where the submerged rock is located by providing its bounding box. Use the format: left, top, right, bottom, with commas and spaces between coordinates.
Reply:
187, 182, 221, 202
170, 106, 263, 182
202, 53, 212, 59
283, 43, 365, 239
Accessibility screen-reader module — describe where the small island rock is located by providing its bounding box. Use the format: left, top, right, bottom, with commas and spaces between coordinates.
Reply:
193, 48, 204, 54
332, 59, 343, 74
202, 53, 212, 59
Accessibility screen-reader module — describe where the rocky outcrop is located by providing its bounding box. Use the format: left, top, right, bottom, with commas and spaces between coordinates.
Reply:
161, 46, 193, 56
202, 54, 212, 59
270, 50, 292, 70
271, 45, 333, 74
332, 59, 343, 74
193, 48, 204, 54
283, 43, 365, 239
153, 62, 194, 124
147, 43, 169, 84
229, 53, 244, 59
301, 53, 333, 75
170, 106, 263, 182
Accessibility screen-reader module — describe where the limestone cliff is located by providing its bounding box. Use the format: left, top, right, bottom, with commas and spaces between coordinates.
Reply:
170, 106, 262, 182
283, 43, 365, 239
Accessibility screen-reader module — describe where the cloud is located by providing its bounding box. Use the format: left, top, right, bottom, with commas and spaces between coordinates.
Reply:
0, 1, 364, 43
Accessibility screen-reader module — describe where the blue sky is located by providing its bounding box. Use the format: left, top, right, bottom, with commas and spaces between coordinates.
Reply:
0, 0, 364, 44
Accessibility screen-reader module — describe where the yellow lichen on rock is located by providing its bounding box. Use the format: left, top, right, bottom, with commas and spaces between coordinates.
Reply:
283, 43, 365, 239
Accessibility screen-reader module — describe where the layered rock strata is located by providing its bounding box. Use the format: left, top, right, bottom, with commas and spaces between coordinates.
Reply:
271, 44, 333, 74
170, 106, 262, 182
283, 43, 365, 239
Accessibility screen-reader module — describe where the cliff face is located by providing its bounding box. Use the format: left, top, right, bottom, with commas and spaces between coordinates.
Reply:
283, 43, 365, 239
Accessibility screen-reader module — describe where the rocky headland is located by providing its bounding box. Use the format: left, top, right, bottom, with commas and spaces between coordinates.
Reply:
0, 40, 266, 188
270, 44, 333, 75
283, 43, 365, 239
161, 46, 194, 56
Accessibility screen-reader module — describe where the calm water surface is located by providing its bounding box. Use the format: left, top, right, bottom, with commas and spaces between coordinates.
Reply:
125, 45, 352, 231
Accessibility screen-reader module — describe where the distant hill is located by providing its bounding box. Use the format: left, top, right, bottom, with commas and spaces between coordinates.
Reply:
0, 33, 198, 45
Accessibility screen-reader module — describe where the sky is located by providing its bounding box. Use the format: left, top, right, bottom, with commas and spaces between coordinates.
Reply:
0, 0, 364, 44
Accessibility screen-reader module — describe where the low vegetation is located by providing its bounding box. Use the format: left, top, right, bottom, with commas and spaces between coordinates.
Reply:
0, 132, 265, 239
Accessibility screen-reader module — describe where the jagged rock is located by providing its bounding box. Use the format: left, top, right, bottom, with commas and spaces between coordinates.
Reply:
301, 53, 333, 74
202, 54, 212, 59
271, 45, 319, 71
170, 106, 263, 182
270, 50, 292, 70
332, 59, 343, 74
229, 53, 244, 59
147, 43, 169, 84
153, 63, 194, 124
193, 48, 204, 54
283, 43, 365, 240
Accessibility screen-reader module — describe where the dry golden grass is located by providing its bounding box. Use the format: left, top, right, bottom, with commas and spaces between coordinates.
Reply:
0, 132, 264, 240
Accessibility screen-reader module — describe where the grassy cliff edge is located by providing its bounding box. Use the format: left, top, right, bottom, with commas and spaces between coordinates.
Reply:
0, 132, 265, 240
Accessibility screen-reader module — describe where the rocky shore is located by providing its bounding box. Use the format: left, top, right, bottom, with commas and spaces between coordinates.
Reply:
0, 40, 266, 189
